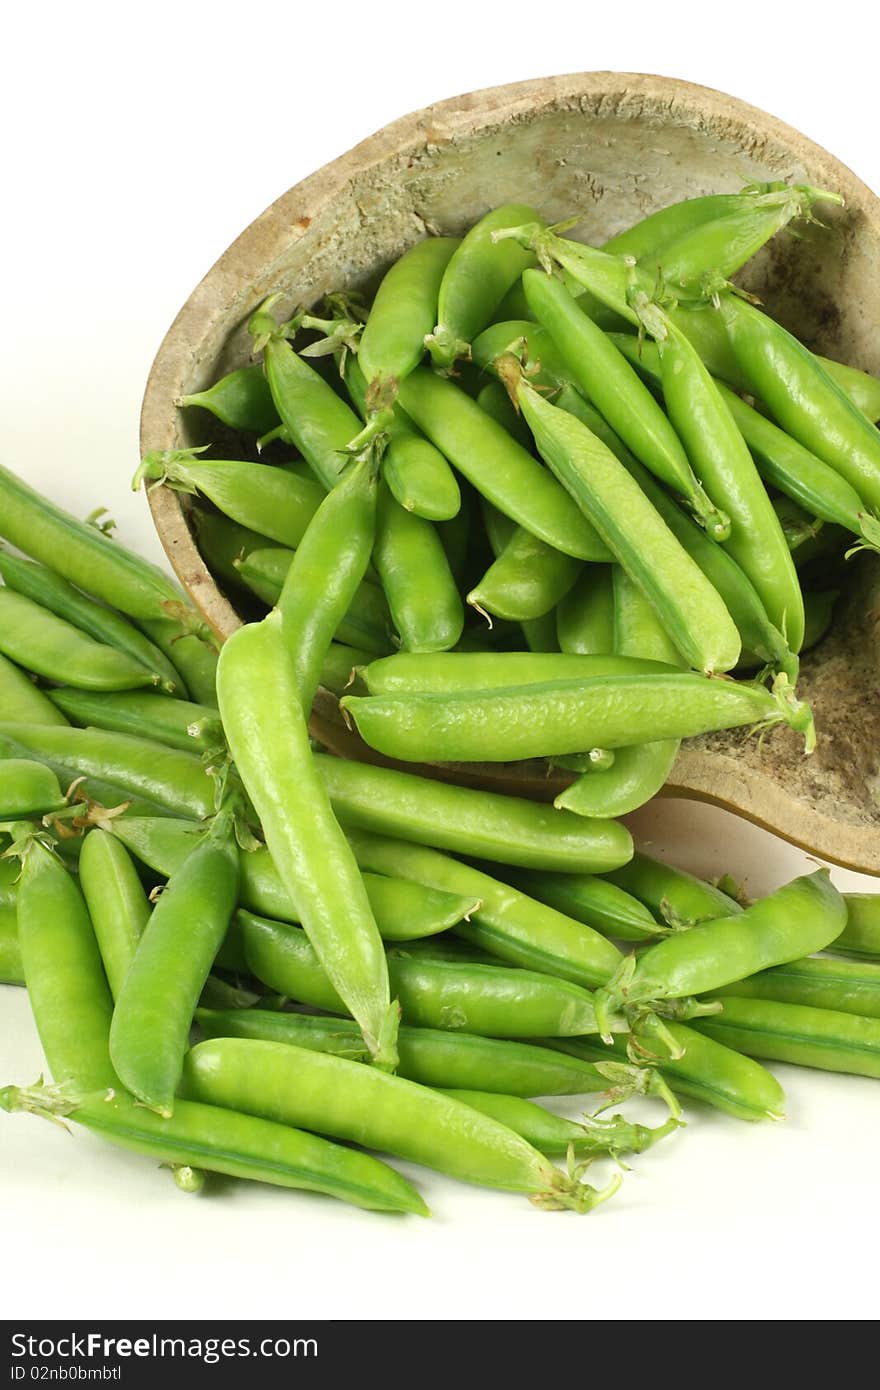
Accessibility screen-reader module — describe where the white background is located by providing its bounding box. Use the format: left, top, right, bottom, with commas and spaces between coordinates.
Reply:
2, 0, 879, 1323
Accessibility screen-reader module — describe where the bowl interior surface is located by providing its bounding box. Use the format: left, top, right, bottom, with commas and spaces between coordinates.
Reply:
141, 71, 880, 871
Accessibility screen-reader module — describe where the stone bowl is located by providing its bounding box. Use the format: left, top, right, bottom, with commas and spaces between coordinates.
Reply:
140, 70, 880, 874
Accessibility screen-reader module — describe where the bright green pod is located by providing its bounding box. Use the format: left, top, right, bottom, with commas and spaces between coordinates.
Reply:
606, 851, 742, 928
0, 590, 160, 693
79, 829, 151, 1000
501, 867, 661, 942
827, 894, 880, 962
259, 335, 359, 492
109, 805, 240, 1116
0, 652, 68, 726
693, 997, 880, 1080
495, 357, 742, 673
361, 649, 675, 695
0, 903, 23, 985
475, 379, 535, 450
468, 529, 581, 623
711, 955, 880, 1019
427, 205, 540, 368
177, 364, 280, 436
234, 546, 392, 656
0, 759, 66, 818
359, 236, 460, 387
48, 689, 224, 753
0, 549, 182, 694
436, 1090, 675, 1158
374, 483, 464, 652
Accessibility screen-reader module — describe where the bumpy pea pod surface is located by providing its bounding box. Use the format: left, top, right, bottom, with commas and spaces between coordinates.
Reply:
720, 293, 880, 513
314, 753, 633, 873
495, 355, 742, 673
237, 909, 621, 1039
555, 1018, 786, 1122
277, 452, 380, 711
427, 205, 540, 369
217, 611, 398, 1069
693, 998, 880, 1080
15, 835, 116, 1091
109, 805, 240, 1116
183, 1037, 618, 1211
341, 670, 813, 765
710, 956, 880, 1019
359, 236, 459, 390
0, 548, 181, 694
108, 816, 481, 943
178, 363, 280, 435
194, 1007, 641, 1099
0, 724, 216, 819
136, 451, 325, 550
0, 1082, 427, 1216
0, 590, 160, 693
593, 870, 847, 1037
523, 269, 729, 539
79, 829, 151, 1001
48, 689, 224, 754
397, 369, 609, 561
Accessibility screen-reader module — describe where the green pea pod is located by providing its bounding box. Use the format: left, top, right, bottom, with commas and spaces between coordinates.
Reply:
183, 1037, 616, 1211
341, 670, 813, 765
359, 236, 460, 389
468, 529, 581, 623
555, 1019, 785, 1121
0, 653, 68, 726
472, 318, 573, 389
647, 314, 805, 652
217, 610, 398, 1069
0, 902, 22, 985
108, 815, 480, 943
523, 270, 729, 539
397, 368, 610, 561
0, 858, 19, 909
556, 566, 615, 655
610, 332, 878, 552
604, 186, 791, 260
314, 753, 633, 875
361, 651, 689, 694
822, 359, 880, 423
374, 483, 464, 653
238, 909, 617, 1040
427, 204, 540, 369
0, 760, 66, 818
647, 187, 839, 290
0, 723, 216, 819
109, 804, 240, 1116
693, 997, 880, 1081
48, 689, 224, 753
521, 611, 560, 653
555, 567, 682, 820
494, 355, 742, 673
137, 618, 218, 709
436, 1090, 674, 1159
234, 547, 392, 656
0, 1081, 426, 1216
0, 549, 181, 694
719, 294, 880, 512
0, 590, 160, 693
177, 364, 280, 436
829, 894, 880, 961
343, 355, 461, 522
502, 868, 661, 943
558, 378, 797, 679
79, 829, 151, 1000
15, 835, 116, 1090
277, 452, 380, 711
593, 869, 846, 1036
316, 642, 372, 697
346, 827, 623, 990
194, 1007, 634, 1098
711, 956, 880, 1019
136, 451, 325, 550
258, 333, 358, 492
606, 850, 742, 928
0, 462, 182, 622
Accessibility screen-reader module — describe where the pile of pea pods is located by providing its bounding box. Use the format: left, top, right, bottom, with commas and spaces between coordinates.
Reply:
2, 183, 880, 1218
